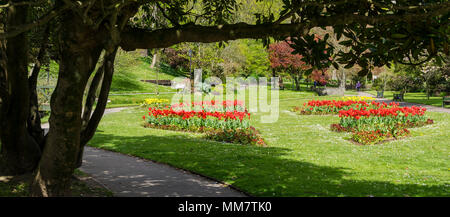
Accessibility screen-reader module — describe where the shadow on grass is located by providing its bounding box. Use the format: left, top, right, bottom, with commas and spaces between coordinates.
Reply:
158, 63, 188, 78
406, 98, 444, 107
139, 58, 187, 78
89, 132, 448, 197
111, 73, 145, 92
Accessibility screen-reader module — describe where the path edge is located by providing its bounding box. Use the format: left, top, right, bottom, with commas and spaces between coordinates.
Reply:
84, 146, 252, 197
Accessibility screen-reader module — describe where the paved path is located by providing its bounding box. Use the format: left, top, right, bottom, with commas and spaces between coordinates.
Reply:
348, 91, 450, 114
42, 107, 245, 197
80, 147, 245, 197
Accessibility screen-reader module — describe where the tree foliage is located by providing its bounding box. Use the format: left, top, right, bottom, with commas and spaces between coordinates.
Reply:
0, 0, 448, 196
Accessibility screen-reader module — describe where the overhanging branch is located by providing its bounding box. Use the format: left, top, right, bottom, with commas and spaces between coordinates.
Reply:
120, 22, 309, 50
0, 4, 70, 39
120, 2, 450, 50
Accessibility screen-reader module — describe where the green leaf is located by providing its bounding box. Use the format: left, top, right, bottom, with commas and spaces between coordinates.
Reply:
391, 33, 408, 39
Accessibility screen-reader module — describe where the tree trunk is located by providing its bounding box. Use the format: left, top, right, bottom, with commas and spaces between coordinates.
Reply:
0, 2, 42, 175
28, 26, 50, 151
293, 69, 301, 91
77, 48, 118, 168
30, 13, 103, 196
294, 76, 300, 91
339, 68, 346, 92
150, 51, 158, 69
272, 68, 284, 90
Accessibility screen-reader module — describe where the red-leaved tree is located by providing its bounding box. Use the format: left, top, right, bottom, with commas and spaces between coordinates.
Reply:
309, 69, 330, 86
269, 40, 310, 90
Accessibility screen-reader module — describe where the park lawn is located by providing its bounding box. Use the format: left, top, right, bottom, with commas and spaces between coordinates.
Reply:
366, 90, 447, 107
88, 90, 450, 197
107, 93, 176, 108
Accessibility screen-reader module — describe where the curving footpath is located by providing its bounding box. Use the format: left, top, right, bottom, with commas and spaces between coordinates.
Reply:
42, 107, 246, 197
80, 147, 246, 197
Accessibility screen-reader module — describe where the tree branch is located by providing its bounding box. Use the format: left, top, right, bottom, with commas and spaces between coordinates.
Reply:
120, 2, 450, 51
120, 22, 309, 50
81, 48, 117, 145
81, 63, 104, 130
0, 4, 69, 39
77, 47, 118, 168
27, 26, 51, 150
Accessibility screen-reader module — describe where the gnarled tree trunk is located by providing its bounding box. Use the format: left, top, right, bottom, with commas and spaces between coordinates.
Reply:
0, 3, 42, 175
30, 12, 103, 196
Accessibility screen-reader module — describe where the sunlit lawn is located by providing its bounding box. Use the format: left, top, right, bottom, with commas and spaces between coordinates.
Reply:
89, 90, 450, 196
365, 90, 447, 107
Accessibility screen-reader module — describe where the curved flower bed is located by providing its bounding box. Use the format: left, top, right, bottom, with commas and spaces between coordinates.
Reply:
142, 100, 266, 146
295, 99, 433, 145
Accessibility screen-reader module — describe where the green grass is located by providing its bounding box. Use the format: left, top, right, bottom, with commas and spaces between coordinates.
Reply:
41, 115, 49, 124
111, 50, 185, 94
34, 50, 183, 109
105, 50, 189, 108
88, 90, 450, 197
107, 93, 176, 108
366, 91, 447, 107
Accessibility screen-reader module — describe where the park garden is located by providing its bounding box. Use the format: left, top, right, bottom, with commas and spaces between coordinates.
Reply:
85, 49, 447, 197
88, 89, 449, 197
0, 0, 449, 197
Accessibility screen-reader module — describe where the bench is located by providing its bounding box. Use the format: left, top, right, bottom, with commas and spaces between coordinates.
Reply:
141, 80, 172, 86
311, 87, 327, 96
376, 91, 384, 98
38, 103, 51, 118
443, 96, 450, 108
393, 93, 404, 101
37, 85, 55, 116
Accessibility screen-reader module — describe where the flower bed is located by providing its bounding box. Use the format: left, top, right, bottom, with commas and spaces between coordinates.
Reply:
291, 99, 399, 115
141, 98, 170, 109
334, 106, 433, 145
338, 106, 429, 130
350, 129, 411, 145
171, 100, 247, 112
142, 100, 266, 146
295, 99, 433, 145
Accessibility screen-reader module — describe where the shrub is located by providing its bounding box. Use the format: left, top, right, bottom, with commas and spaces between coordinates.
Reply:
205, 127, 266, 146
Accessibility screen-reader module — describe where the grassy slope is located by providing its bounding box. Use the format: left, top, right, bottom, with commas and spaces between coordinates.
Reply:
35, 49, 185, 113
107, 50, 186, 107
88, 90, 450, 197
111, 49, 186, 94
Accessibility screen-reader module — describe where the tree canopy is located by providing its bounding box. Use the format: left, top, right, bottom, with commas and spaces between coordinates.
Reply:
0, 0, 448, 196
